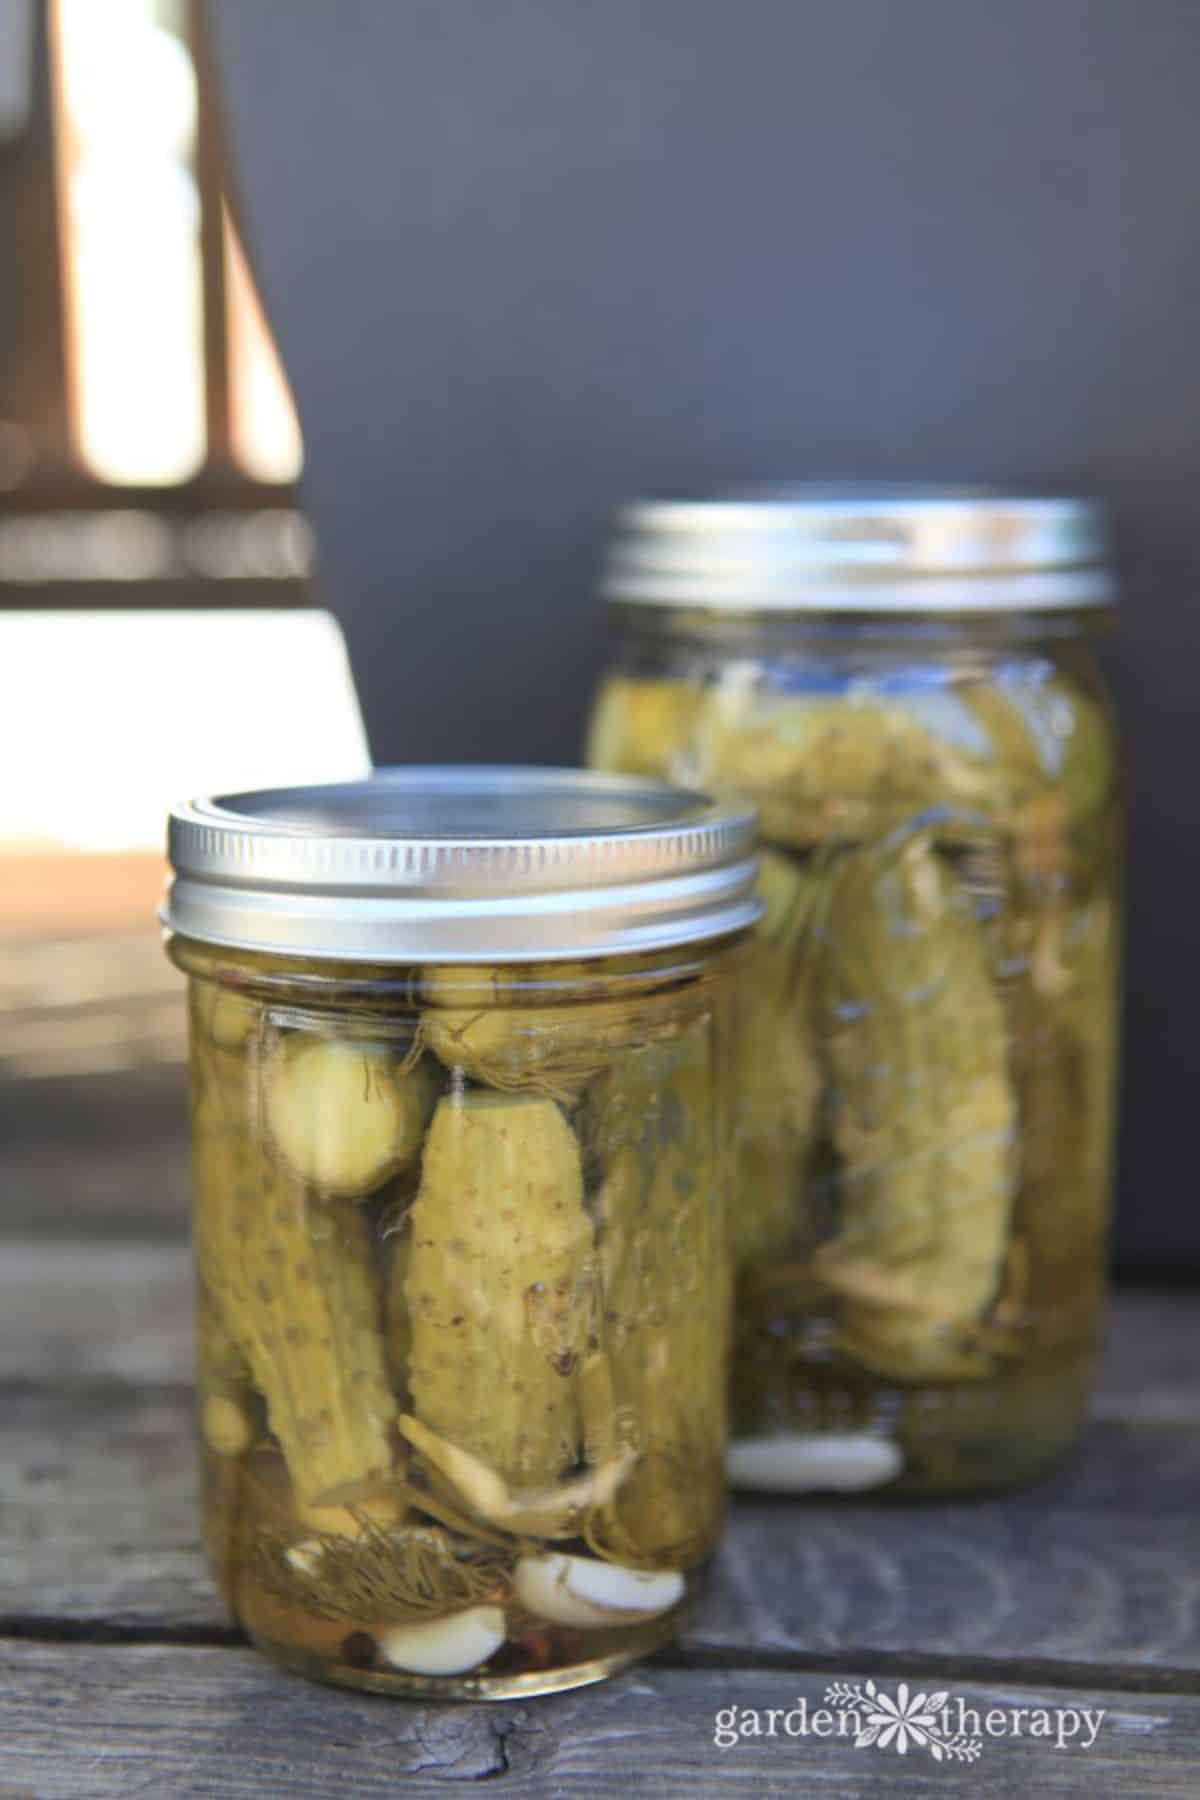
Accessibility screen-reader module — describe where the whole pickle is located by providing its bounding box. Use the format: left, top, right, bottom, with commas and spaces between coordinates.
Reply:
196, 980, 259, 1054
423, 954, 681, 1008
730, 847, 821, 1266
965, 674, 1114, 881
964, 675, 1112, 833
1064, 895, 1120, 1242
585, 673, 703, 778
400, 1091, 594, 1491
691, 672, 1112, 852
692, 688, 993, 846
813, 834, 1018, 1381
1004, 892, 1118, 1305
420, 970, 701, 1103
585, 1034, 728, 1564
190, 1036, 397, 1506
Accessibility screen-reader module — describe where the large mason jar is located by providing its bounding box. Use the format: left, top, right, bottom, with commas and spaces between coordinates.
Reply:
163, 768, 758, 1697
587, 491, 1123, 1498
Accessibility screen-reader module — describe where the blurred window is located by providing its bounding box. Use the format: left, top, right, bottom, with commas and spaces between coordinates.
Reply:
0, 608, 369, 1081
0, 0, 308, 608
0, 4, 365, 1100
222, 198, 304, 485
53, 0, 209, 486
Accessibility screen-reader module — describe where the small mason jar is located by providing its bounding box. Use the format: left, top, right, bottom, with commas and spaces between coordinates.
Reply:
163, 768, 758, 1697
587, 491, 1123, 1497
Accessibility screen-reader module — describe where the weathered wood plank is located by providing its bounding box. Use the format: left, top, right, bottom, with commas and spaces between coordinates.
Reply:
0, 1070, 190, 1237
1092, 1290, 1200, 1425
0, 1643, 1196, 1798
697, 1428, 1200, 1672
2, 1385, 1198, 1674
0, 925, 185, 1079
0, 1240, 1196, 1423
0, 1242, 192, 1385
0, 1390, 215, 1635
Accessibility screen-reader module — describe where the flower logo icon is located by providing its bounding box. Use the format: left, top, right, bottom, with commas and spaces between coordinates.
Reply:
856, 1682, 949, 1755
825, 1679, 983, 1762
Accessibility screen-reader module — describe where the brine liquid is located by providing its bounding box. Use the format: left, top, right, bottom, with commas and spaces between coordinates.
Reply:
181, 940, 731, 1694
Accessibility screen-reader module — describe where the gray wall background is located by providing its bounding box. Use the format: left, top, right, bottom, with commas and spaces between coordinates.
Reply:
212, 0, 1200, 1268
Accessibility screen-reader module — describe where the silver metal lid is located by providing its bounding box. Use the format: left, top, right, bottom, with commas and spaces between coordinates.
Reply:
164, 766, 761, 963
604, 486, 1114, 612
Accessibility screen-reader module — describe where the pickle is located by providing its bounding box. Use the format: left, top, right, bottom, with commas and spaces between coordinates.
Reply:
196, 1286, 258, 1457
748, 845, 823, 1145
196, 980, 259, 1053
966, 673, 1112, 832
264, 1036, 434, 1198
400, 1091, 593, 1491
813, 833, 1018, 1381
965, 675, 1114, 888
730, 847, 821, 1265
190, 1042, 396, 1506
1007, 893, 1118, 1294
422, 955, 679, 1007
585, 1037, 728, 1564
692, 689, 989, 846
421, 972, 699, 1103
584, 674, 702, 778
692, 674, 1112, 852
1066, 896, 1120, 1242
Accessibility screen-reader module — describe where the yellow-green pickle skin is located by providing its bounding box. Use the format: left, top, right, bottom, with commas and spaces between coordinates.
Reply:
814, 834, 1018, 1382
402, 1091, 592, 1488
173, 937, 733, 1694
189, 1013, 397, 1508
728, 847, 820, 1267
587, 653, 1122, 1496
586, 1034, 729, 1565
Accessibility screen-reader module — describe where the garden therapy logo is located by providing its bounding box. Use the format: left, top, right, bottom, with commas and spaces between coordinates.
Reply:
713, 1681, 1105, 1761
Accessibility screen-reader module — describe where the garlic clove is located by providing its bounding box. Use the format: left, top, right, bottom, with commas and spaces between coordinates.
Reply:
201, 1395, 254, 1457
727, 1432, 903, 1494
513, 1555, 614, 1628
515, 1552, 685, 1628
264, 1038, 433, 1198
378, 1606, 506, 1676
564, 1557, 685, 1619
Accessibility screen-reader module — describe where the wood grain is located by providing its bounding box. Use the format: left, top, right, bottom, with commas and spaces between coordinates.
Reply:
1, 1241, 1195, 1418
2, 1382, 1198, 1676
1091, 1290, 1200, 1425
0, 1241, 192, 1385
0, 928, 185, 1080
697, 1428, 1200, 1674
1, 1642, 1197, 1798
0, 1070, 190, 1237
1, 1231, 1197, 1795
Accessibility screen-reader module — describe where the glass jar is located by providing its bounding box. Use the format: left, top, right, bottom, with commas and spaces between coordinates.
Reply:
587, 491, 1123, 1497
163, 768, 758, 1697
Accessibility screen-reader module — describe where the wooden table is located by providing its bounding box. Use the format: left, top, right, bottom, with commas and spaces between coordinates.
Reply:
2, 1072, 1197, 1797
